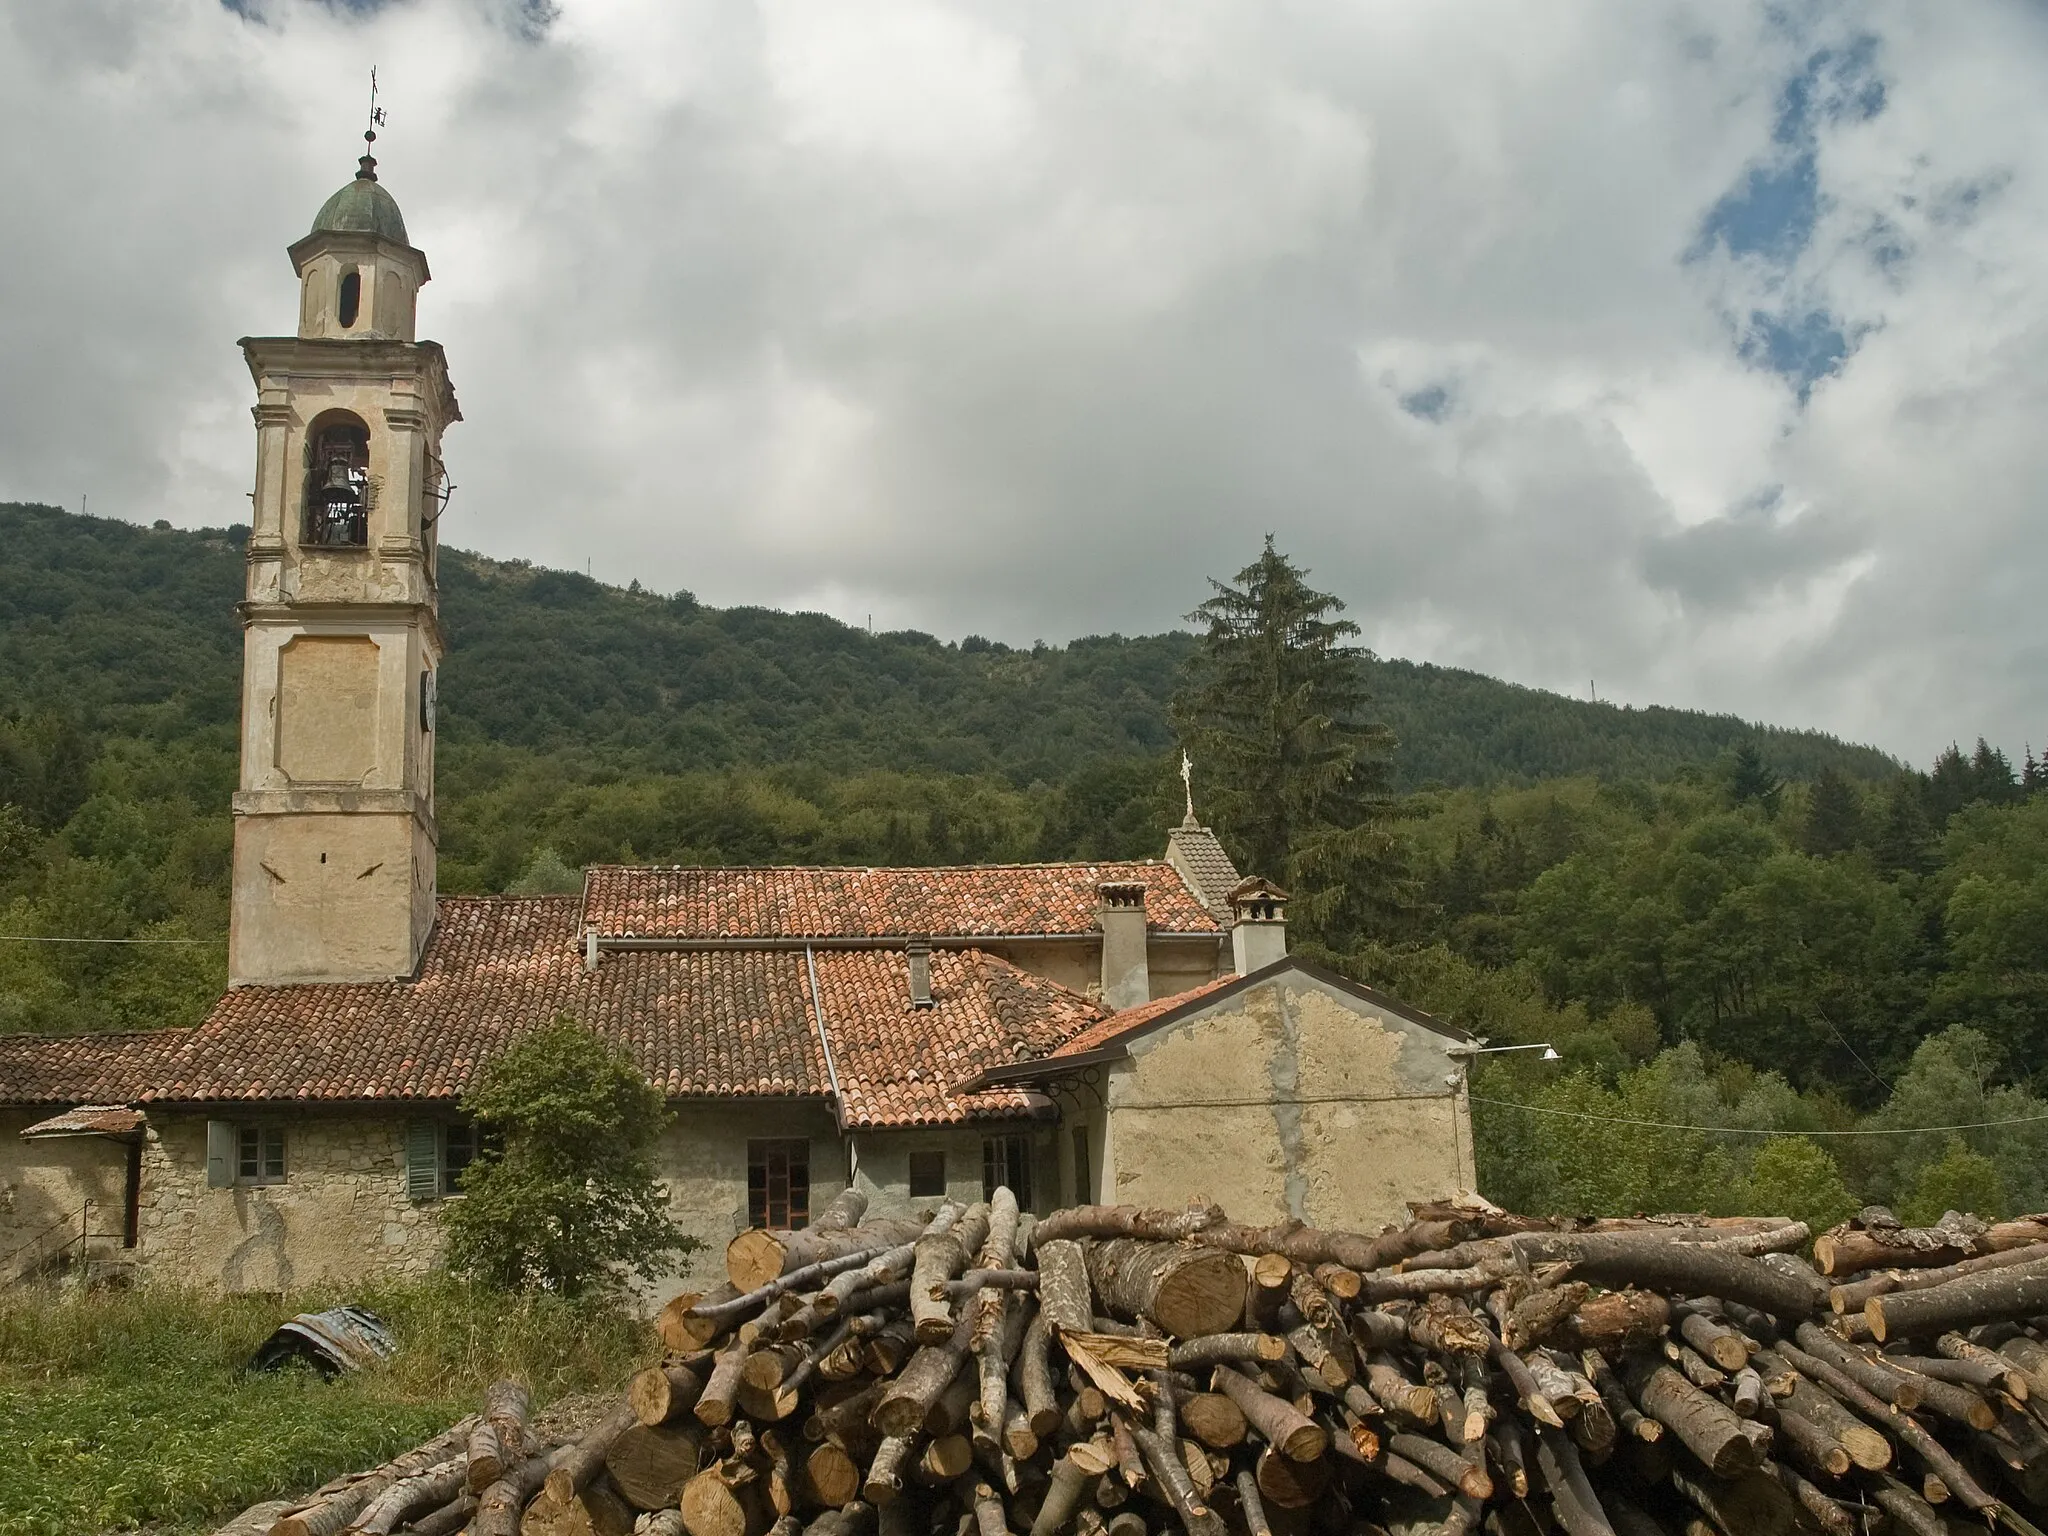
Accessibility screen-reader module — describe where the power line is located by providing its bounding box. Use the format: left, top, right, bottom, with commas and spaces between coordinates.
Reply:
1467, 1092, 2048, 1138
0, 934, 220, 945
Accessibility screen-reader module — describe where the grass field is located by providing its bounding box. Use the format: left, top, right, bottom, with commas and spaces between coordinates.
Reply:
0, 1279, 650, 1536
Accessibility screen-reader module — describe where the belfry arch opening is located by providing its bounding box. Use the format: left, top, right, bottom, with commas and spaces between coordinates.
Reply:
302, 413, 372, 547
337, 268, 361, 329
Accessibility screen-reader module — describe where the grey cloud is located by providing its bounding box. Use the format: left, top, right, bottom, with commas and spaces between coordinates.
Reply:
1, 0, 2045, 765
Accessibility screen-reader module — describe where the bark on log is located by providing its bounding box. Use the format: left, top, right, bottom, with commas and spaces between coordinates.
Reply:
1531, 1425, 1615, 1536
400, 1493, 476, 1536
274, 1420, 477, 1536
911, 1205, 991, 1343
696, 1337, 752, 1429
1211, 1366, 1328, 1461
1675, 1310, 1749, 1372
347, 1459, 466, 1536
1750, 1353, 1890, 1471
729, 1220, 926, 1294
1015, 1312, 1060, 1438
485, 1380, 532, 1458
1813, 1213, 2048, 1277
1034, 1238, 1093, 1338
1828, 1240, 2048, 1313
545, 1399, 643, 1506
1029, 1452, 1098, 1536
872, 1310, 978, 1438
1084, 1238, 1247, 1339
1866, 1257, 2048, 1340
465, 1421, 508, 1497
1166, 1333, 1285, 1371
1621, 1360, 1756, 1477
1508, 1231, 1826, 1317
972, 1189, 1022, 1433
475, 1446, 571, 1536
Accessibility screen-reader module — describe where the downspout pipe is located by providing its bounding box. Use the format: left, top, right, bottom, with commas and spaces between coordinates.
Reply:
805, 944, 857, 1181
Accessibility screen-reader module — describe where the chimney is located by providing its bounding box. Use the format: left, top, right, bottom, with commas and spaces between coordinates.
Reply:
906, 939, 934, 1009
1229, 877, 1289, 975
1097, 881, 1150, 1011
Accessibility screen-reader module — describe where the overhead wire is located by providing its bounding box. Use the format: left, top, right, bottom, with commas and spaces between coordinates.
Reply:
1467, 1092, 2048, 1137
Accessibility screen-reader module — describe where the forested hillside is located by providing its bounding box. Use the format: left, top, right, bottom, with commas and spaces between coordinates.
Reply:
6, 500, 2048, 1221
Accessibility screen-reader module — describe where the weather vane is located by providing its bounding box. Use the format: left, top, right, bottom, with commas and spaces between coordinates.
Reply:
1180, 750, 1197, 826
358, 67, 387, 180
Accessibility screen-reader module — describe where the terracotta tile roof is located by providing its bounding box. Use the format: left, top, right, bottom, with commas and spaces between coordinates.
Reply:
0, 1030, 192, 1108
19, 1105, 146, 1138
817, 949, 1103, 1128
1046, 974, 1242, 1059
581, 862, 1223, 940
0, 898, 1117, 1126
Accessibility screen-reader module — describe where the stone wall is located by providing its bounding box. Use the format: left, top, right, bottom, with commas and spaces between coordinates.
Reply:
1099, 973, 1474, 1232
138, 1111, 445, 1290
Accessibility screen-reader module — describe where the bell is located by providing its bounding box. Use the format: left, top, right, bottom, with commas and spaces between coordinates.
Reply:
323, 459, 355, 490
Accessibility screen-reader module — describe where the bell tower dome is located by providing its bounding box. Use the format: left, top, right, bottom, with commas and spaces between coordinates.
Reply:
229, 138, 459, 986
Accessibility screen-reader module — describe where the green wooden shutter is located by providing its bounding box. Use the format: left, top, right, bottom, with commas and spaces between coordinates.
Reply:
404, 1122, 441, 1202
205, 1120, 236, 1189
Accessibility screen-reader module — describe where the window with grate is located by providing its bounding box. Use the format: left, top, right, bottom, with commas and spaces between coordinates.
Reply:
982, 1133, 1031, 1210
748, 1139, 810, 1229
907, 1149, 947, 1199
237, 1125, 286, 1185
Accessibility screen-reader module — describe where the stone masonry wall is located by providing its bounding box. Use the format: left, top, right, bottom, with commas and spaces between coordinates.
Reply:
139, 1111, 445, 1290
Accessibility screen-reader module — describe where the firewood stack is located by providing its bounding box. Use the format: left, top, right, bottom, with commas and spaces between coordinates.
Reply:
260, 1189, 2048, 1536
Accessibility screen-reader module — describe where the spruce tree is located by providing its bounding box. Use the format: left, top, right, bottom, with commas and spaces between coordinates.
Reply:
1728, 740, 1782, 813
1801, 767, 1863, 857
1170, 538, 1405, 949
1874, 775, 1935, 877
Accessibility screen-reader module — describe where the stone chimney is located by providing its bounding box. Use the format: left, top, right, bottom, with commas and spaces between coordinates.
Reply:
1228, 877, 1289, 975
906, 939, 934, 1009
1096, 881, 1150, 1011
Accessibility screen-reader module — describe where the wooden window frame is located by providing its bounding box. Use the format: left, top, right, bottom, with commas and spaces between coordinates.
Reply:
236, 1125, 286, 1186
748, 1139, 810, 1230
981, 1133, 1031, 1210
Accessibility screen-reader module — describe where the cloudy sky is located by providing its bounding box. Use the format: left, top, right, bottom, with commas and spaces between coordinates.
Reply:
2, 0, 2043, 763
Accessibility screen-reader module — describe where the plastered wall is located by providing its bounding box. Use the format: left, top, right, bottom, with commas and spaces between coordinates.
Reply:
1100, 976, 1473, 1232
0, 1112, 131, 1275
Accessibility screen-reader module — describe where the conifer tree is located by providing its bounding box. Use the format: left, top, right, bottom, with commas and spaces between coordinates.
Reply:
1874, 775, 1935, 877
1728, 740, 1782, 813
1170, 538, 1405, 949
1800, 767, 1863, 857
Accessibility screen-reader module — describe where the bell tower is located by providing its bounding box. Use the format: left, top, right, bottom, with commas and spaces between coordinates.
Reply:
229, 131, 459, 986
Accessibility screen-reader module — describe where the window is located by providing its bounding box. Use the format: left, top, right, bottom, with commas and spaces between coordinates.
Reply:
237, 1126, 286, 1185
907, 1150, 947, 1199
303, 418, 371, 547
443, 1122, 479, 1194
1071, 1126, 1092, 1206
748, 1139, 810, 1229
404, 1120, 491, 1201
982, 1133, 1031, 1210
337, 268, 362, 329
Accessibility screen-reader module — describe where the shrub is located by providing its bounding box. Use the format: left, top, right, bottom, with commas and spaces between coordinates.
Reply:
443, 1016, 691, 1296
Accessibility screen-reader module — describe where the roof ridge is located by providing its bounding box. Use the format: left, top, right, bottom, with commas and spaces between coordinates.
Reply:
583, 859, 1177, 874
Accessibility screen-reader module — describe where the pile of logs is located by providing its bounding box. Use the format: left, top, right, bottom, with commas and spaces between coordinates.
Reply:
257, 1190, 2048, 1536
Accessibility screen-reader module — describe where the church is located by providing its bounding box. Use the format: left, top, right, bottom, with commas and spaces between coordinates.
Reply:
0, 152, 1478, 1297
